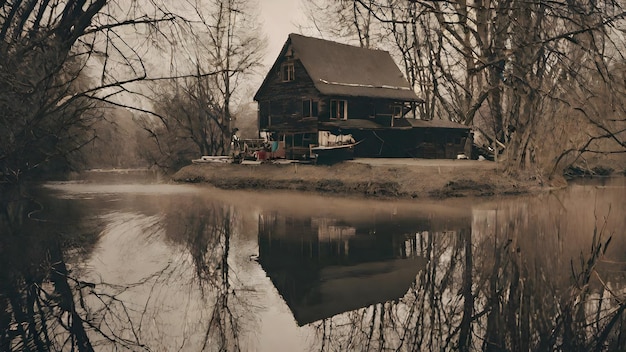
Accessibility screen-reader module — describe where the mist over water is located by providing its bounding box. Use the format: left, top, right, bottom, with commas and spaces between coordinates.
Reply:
2, 175, 625, 351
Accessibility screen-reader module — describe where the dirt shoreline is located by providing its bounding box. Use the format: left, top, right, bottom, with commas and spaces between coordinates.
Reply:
172, 159, 549, 199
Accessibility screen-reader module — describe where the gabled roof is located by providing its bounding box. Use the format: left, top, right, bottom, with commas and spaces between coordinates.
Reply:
255, 34, 423, 102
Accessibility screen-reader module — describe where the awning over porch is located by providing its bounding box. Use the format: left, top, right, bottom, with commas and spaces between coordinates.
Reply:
319, 119, 414, 131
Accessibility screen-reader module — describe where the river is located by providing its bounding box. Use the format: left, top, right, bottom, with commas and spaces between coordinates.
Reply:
2, 172, 625, 351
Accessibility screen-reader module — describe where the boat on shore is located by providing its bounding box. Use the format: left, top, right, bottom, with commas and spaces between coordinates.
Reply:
310, 140, 361, 164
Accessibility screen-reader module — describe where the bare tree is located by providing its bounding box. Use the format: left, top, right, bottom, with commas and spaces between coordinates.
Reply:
0, 0, 180, 184
302, 0, 379, 48
201, 0, 265, 134
140, 0, 266, 165
305, 0, 626, 174
0, 0, 266, 183
139, 73, 227, 170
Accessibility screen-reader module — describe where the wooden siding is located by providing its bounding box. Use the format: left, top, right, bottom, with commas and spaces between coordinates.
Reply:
256, 57, 322, 131
318, 97, 415, 123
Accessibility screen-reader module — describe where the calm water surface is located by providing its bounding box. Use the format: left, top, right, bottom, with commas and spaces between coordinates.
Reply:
3, 174, 626, 351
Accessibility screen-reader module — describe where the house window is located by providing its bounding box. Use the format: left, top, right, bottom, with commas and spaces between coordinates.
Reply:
282, 62, 294, 81
302, 99, 318, 117
330, 99, 347, 120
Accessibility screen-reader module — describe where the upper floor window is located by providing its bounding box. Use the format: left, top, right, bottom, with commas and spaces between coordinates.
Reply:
330, 99, 347, 120
281, 62, 294, 82
302, 99, 319, 117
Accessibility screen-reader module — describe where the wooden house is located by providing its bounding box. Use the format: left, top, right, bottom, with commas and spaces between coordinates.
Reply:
253, 34, 471, 160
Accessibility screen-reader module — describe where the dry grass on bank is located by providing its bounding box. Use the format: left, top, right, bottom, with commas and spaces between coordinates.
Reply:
172, 159, 543, 199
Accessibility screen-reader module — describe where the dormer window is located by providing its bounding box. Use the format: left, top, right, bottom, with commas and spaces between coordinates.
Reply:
281, 62, 294, 82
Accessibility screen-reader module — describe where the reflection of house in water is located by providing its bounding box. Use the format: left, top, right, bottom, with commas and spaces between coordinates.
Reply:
257, 212, 470, 326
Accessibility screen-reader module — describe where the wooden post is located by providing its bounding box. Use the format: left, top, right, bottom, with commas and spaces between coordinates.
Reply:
493, 140, 498, 163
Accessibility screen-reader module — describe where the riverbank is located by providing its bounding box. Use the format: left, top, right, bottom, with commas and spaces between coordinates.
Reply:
172, 159, 549, 199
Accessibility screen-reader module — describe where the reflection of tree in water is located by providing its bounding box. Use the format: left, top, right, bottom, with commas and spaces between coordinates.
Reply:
0, 186, 121, 351
4, 184, 624, 351
309, 228, 472, 351
470, 203, 626, 351
74, 198, 254, 350
162, 199, 252, 351
311, 206, 626, 351
1, 187, 252, 351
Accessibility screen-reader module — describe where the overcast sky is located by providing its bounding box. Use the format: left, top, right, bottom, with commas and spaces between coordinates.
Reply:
258, 0, 309, 70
